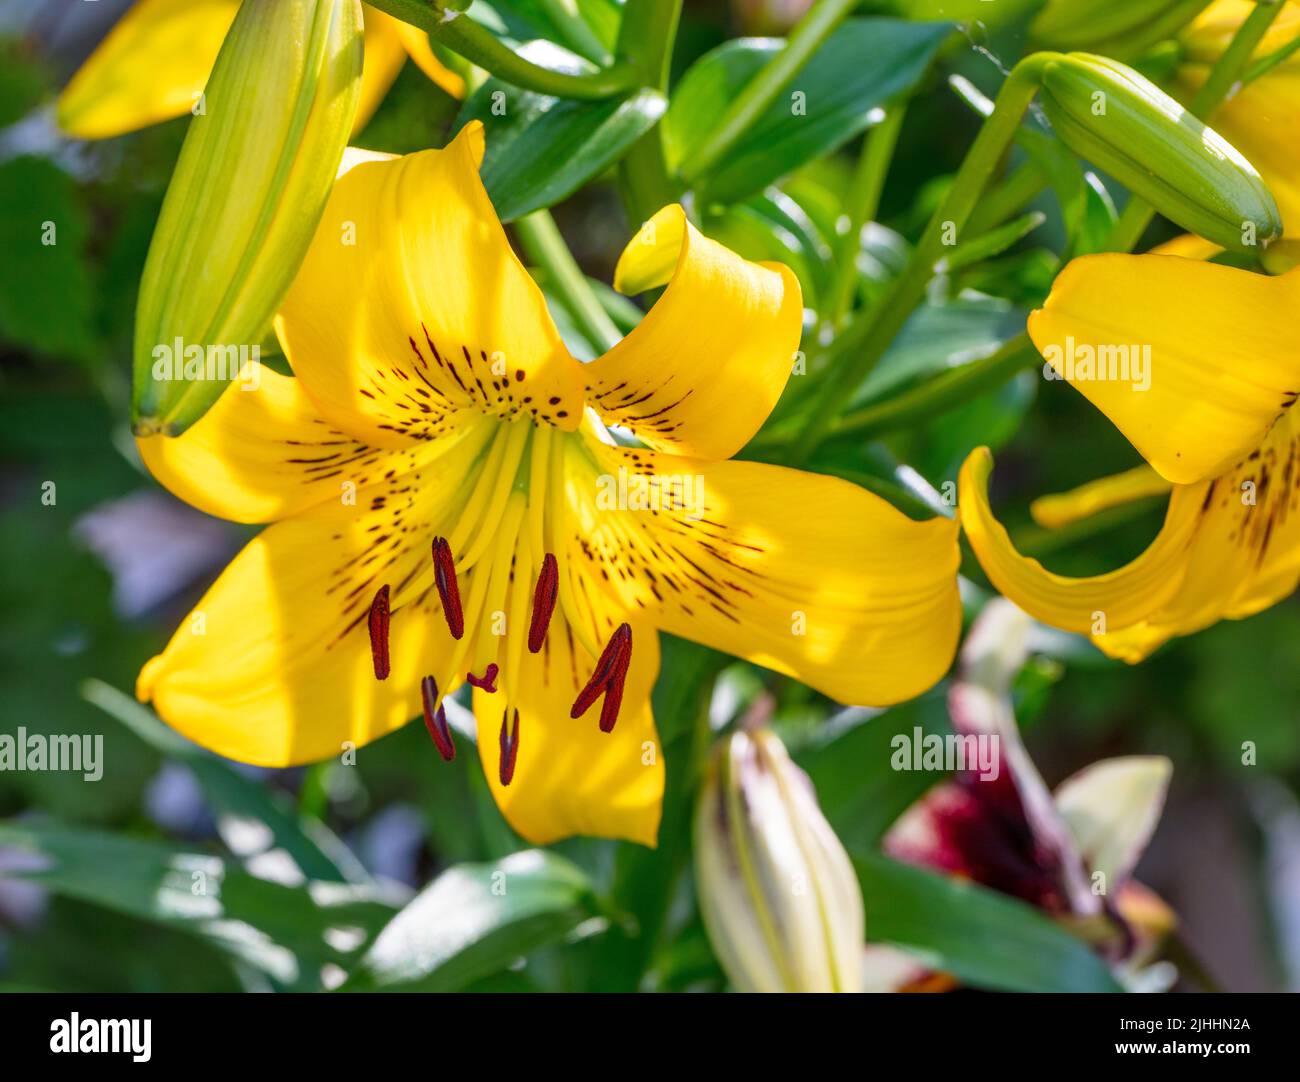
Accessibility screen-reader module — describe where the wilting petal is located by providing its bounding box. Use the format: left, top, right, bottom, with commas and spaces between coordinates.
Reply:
57, 0, 240, 139
137, 369, 489, 524
1028, 255, 1300, 484
959, 446, 1201, 637
562, 436, 961, 706
473, 610, 664, 847
276, 123, 585, 447
1030, 464, 1171, 530
1054, 756, 1172, 890
136, 431, 491, 764
584, 205, 803, 459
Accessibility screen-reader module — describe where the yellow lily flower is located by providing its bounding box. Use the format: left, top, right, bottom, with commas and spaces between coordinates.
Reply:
57, 0, 464, 140
133, 123, 963, 847
1178, 0, 1300, 234
960, 253, 1300, 662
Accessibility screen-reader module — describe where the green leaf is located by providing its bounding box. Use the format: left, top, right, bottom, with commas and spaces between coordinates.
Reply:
855, 854, 1125, 992
796, 690, 954, 851
664, 19, 953, 206
0, 157, 97, 363
81, 679, 367, 885
341, 849, 599, 991
0, 820, 402, 990
458, 42, 666, 222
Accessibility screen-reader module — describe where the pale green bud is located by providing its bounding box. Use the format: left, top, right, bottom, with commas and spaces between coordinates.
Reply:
1038, 52, 1281, 253
1033, 0, 1212, 59
133, 0, 363, 436
694, 728, 864, 993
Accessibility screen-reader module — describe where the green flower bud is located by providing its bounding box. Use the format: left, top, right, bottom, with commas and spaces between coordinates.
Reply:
1038, 52, 1281, 253
1032, 0, 1211, 59
694, 728, 863, 992
133, 0, 363, 436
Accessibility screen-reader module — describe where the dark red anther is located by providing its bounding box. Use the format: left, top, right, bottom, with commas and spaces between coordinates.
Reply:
467, 663, 499, 693
431, 536, 464, 639
570, 623, 632, 732
368, 585, 391, 680
527, 553, 559, 653
498, 708, 520, 786
421, 676, 455, 761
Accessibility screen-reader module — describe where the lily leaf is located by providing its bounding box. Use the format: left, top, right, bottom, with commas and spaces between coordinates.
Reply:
665, 19, 953, 206
0, 820, 403, 991
81, 679, 367, 886
855, 853, 1125, 992
458, 41, 666, 222
341, 849, 600, 991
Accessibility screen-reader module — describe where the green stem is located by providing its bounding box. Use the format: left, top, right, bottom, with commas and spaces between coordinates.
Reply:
823, 102, 908, 329
514, 210, 622, 353
615, 0, 683, 227
537, 0, 612, 65
792, 56, 1050, 463
966, 158, 1049, 236
1105, 0, 1284, 253
677, 0, 859, 183
363, 0, 636, 98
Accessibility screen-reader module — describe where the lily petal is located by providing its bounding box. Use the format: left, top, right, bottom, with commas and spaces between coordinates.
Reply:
958, 446, 1200, 637
57, 0, 239, 139
474, 611, 664, 847
276, 124, 585, 447
585, 205, 803, 460
1054, 756, 1172, 889
136, 368, 486, 524
1028, 255, 1300, 484
381, 14, 467, 99
564, 437, 962, 706
1030, 464, 1171, 530
136, 426, 492, 764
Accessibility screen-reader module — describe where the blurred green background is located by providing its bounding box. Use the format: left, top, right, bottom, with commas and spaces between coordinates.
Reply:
1, 0, 1297, 993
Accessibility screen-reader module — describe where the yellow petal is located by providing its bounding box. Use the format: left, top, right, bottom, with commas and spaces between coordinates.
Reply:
137, 368, 493, 524
1095, 407, 1300, 659
958, 447, 1201, 638
276, 123, 585, 448
1030, 464, 1171, 530
57, 0, 239, 139
354, 9, 410, 132
1028, 254, 1300, 484
384, 15, 466, 99
475, 611, 664, 847
585, 205, 803, 460
136, 426, 493, 764
561, 435, 962, 706
1146, 234, 1223, 260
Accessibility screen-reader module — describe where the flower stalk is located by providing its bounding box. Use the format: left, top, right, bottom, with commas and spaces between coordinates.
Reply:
363, 0, 637, 99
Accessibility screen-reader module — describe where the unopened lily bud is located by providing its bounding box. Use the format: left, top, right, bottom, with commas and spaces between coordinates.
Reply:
1032, 0, 1211, 58
133, 0, 363, 436
694, 728, 863, 992
1037, 52, 1281, 253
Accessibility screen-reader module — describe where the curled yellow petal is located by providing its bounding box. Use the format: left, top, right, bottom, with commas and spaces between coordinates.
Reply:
958, 447, 1199, 636
586, 205, 803, 460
